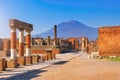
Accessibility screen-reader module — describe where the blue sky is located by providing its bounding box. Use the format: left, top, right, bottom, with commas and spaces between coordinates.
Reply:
0, 0, 120, 38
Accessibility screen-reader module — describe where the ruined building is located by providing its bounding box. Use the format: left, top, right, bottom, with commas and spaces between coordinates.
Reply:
0, 39, 11, 57
68, 37, 89, 52
98, 26, 120, 57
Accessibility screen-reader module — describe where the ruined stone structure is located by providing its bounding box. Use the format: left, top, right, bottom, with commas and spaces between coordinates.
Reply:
9, 19, 33, 59
0, 39, 3, 50
0, 19, 58, 71
68, 37, 89, 51
54, 25, 57, 45
0, 39, 11, 57
47, 36, 51, 45
98, 26, 120, 57
88, 40, 98, 54
32, 37, 44, 46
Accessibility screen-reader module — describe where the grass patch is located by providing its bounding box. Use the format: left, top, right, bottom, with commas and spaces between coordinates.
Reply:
107, 57, 120, 62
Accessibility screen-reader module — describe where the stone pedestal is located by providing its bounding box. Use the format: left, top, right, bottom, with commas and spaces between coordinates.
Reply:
52, 53, 56, 59
39, 56, 44, 62
17, 57, 26, 66
0, 58, 6, 71
7, 59, 17, 68
40, 54, 48, 62
32, 55, 39, 63
47, 53, 52, 60
26, 56, 32, 65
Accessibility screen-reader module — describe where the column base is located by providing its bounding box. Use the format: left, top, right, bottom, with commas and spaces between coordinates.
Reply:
47, 53, 52, 60
39, 54, 48, 62
0, 58, 7, 71
7, 59, 17, 68
17, 56, 26, 66
52, 53, 56, 60
26, 56, 32, 65
32, 55, 39, 63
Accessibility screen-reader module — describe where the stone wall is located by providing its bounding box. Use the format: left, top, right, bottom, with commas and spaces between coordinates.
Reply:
31, 45, 61, 54
0, 39, 11, 57
98, 26, 120, 57
31, 49, 61, 54
0, 39, 3, 50
88, 40, 98, 54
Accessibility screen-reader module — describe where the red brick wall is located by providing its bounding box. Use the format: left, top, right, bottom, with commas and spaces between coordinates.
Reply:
52, 49, 61, 54
75, 40, 79, 50
68, 38, 76, 50
31, 50, 47, 54
31, 49, 61, 54
98, 26, 120, 57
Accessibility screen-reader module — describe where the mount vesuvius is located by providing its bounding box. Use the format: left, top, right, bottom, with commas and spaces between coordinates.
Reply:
33, 20, 98, 40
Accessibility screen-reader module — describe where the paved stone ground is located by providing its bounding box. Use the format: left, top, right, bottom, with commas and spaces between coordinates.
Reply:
7, 52, 120, 80
0, 51, 80, 80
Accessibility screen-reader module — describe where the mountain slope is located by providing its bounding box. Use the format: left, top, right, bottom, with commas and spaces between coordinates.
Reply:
34, 20, 98, 40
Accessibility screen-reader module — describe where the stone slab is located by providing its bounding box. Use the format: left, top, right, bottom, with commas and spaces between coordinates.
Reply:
17, 57, 26, 66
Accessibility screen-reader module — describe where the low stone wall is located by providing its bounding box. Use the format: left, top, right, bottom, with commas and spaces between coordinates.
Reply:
0, 53, 56, 71
31, 49, 61, 54
0, 58, 7, 71
0, 51, 7, 57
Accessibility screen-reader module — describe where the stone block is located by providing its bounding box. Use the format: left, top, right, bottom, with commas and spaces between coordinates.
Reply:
17, 56, 26, 66
42, 54, 48, 61
7, 59, 17, 68
47, 53, 52, 60
32, 55, 39, 63
52, 53, 56, 59
39, 56, 44, 63
0, 58, 6, 71
26, 56, 32, 65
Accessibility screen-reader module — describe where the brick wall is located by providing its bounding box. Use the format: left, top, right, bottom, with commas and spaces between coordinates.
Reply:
0, 39, 3, 50
31, 49, 61, 54
98, 26, 120, 57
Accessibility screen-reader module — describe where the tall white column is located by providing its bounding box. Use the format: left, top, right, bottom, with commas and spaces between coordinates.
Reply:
18, 29, 24, 56
81, 38, 85, 51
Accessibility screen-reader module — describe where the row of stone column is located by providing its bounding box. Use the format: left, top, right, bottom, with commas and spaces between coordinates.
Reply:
11, 28, 31, 59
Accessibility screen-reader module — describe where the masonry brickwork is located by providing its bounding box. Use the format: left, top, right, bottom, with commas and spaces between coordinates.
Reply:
98, 26, 120, 57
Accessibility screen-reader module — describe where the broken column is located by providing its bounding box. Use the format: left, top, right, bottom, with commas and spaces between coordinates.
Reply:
54, 25, 57, 45
81, 38, 85, 51
47, 36, 50, 45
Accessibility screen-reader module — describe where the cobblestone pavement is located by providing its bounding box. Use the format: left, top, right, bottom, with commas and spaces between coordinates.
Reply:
7, 52, 120, 80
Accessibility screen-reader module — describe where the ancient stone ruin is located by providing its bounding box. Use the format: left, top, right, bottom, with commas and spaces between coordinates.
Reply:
98, 26, 120, 57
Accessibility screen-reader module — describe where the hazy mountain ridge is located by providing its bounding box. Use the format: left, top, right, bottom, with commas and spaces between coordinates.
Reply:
33, 20, 98, 40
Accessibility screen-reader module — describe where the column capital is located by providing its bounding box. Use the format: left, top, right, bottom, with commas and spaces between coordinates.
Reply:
10, 27, 16, 32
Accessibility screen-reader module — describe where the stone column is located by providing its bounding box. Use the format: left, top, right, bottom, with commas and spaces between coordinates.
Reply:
54, 25, 57, 45
26, 30, 31, 56
47, 36, 50, 45
18, 29, 24, 56
10, 28, 17, 59
81, 38, 85, 51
